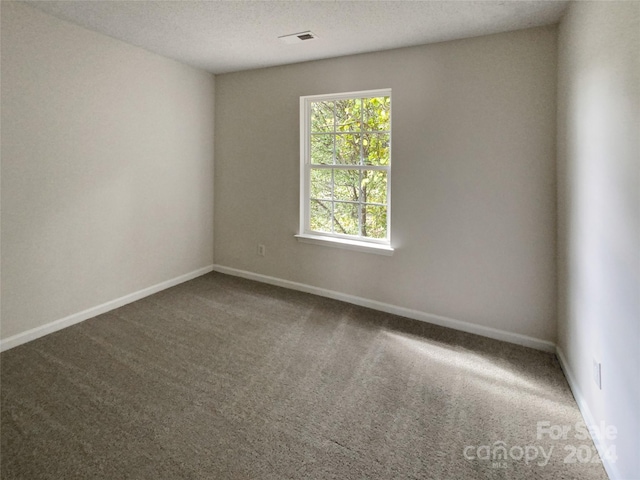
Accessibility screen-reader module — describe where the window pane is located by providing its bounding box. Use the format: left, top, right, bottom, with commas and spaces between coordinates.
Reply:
361, 170, 387, 204
310, 200, 332, 233
310, 134, 333, 164
363, 205, 387, 239
363, 96, 390, 131
334, 202, 359, 236
335, 133, 361, 165
311, 101, 334, 132
363, 133, 390, 166
334, 169, 360, 202
310, 168, 332, 200
335, 98, 361, 131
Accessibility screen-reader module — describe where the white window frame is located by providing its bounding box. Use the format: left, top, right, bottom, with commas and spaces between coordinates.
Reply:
296, 89, 393, 255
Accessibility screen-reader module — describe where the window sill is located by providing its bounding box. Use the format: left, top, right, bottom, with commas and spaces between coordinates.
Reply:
295, 234, 394, 256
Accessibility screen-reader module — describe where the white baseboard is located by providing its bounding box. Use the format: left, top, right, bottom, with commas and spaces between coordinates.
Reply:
0, 265, 214, 352
212, 264, 556, 353
556, 347, 618, 480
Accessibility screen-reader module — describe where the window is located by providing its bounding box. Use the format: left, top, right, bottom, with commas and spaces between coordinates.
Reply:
297, 89, 393, 255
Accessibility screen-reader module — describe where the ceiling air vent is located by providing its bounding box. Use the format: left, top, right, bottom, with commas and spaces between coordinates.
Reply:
278, 31, 318, 45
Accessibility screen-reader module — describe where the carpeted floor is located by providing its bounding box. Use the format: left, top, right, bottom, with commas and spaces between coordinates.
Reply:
1, 272, 608, 479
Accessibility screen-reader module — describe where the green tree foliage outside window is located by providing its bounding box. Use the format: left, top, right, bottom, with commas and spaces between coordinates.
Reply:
307, 94, 391, 240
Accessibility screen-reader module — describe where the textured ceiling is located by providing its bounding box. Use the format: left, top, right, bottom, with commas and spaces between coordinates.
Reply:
25, 1, 568, 74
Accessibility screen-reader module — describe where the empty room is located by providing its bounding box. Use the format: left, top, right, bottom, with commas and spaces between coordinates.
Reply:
1, 1, 638, 479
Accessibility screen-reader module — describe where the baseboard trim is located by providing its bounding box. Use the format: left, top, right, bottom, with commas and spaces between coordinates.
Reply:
0, 265, 214, 352
212, 264, 556, 353
556, 347, 618, 480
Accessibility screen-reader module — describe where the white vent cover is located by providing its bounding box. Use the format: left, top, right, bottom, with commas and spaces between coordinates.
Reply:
278, 31, 318, 44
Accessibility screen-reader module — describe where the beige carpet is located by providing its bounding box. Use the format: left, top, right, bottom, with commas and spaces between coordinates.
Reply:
1, 272, 608, 479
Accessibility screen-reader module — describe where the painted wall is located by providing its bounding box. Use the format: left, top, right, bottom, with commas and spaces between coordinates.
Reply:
1, 2, 215, 339
557, 2, 640, 479
215, 26, 558, 344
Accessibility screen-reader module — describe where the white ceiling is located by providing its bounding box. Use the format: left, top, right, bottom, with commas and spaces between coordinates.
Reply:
25, 0, 569, 74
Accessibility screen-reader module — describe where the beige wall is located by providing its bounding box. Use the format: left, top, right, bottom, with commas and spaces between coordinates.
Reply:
557, 2, 640, 479
1, 2, 215, 339
215, 26, 558, 343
